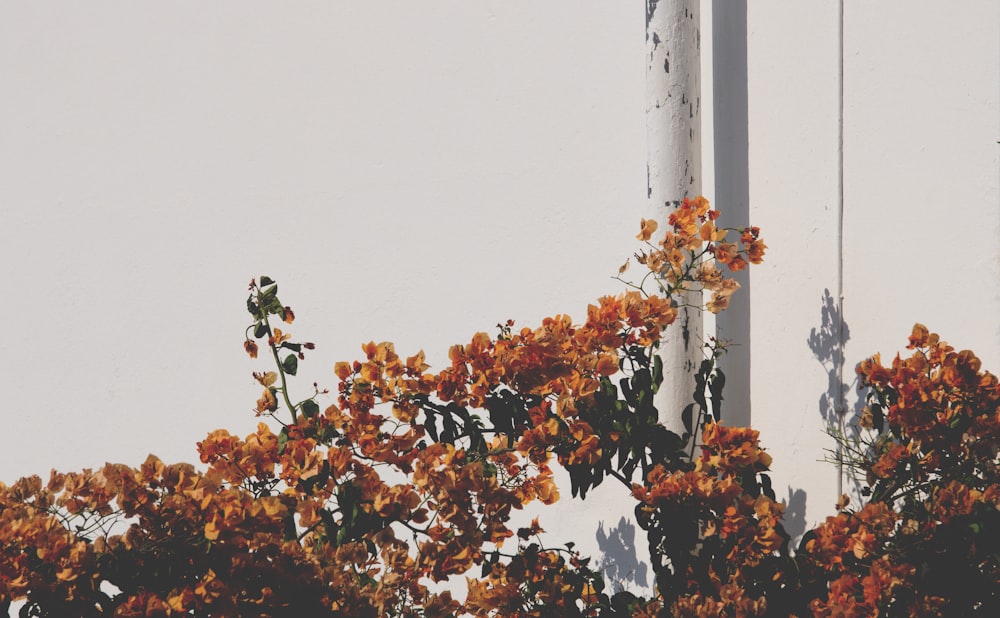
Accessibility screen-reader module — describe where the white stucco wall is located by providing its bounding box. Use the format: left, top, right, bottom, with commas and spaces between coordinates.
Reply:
745, 0, 1000, 535
841, 2, 1000, 370
1, 1, 653, 596
744, 1, 845, 537
2, 0, 997, 599
0, 2, 645, 480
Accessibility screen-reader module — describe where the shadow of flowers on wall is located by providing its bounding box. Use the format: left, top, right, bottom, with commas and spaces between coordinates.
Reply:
595, 516, 649, 593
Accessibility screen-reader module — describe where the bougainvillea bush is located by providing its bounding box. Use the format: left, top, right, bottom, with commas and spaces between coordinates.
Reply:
1, 198, 996, 616
797, 325, 1000, 616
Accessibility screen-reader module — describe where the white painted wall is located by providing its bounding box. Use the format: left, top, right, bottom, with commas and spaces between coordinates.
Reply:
2, 0, 997, 598
744, 0, 1000, 537
0, 0, 651, 596
744, 1, 845, 537
0, 2, 645, 481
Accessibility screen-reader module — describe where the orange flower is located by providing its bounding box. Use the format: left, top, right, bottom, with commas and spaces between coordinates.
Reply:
269, 328, 291, 346
713, 242, 738, 266
637, 217, 658, 241
907, 323, 930, 349
256, 388, 277, 414
334, 361, 352, 380
728, 255, 748, 272
700, 221, 726, 242
745, 239, 767, 264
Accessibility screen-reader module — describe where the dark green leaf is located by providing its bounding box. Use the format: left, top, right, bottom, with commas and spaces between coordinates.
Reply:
260, 284, 278, 299
267, 298, 284, 315
709, 368, 725, 421
681, 403, 696, 435
761, 473, 775, 500
485, 394, 515, 438
277, 428, 289, 455
300, 399, 319, 418
611, 591, 640, 614
283, 511, 297, 541
872, 402, 885, 433
253, 323, 268, 338
282, 354, 298, 376
620, 376, 635, 406
693, 359, 711, 410
600, 377, 617, 400
632, 368, 652, 405
321, 508, 339, 543
622, 456, 639, 480
318, 424, 340, 443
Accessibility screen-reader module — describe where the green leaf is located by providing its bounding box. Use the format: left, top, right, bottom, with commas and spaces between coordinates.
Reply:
260, 284, 278, 299
621, 376, 636, 406
318, 424, 341, 443
632, 369, 652, 408
283, 511, 297, 541
871, 402, 885, 433
599, 377, 617, 400
681, 403, 696, 435
709, 368, 725, 421
277, 428, 289, 455
300, 399, 319, 418
611, 591, 640, 614
652, 354, 663, 393
253, 323, 268, 338
693, 359, 712, 410
259, 276, 275, 287
282, 354, 298, 376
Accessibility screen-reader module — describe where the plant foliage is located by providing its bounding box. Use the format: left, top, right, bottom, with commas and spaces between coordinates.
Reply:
1, 197, 996, 616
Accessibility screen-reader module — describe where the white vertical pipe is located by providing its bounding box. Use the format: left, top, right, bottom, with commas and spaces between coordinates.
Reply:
646, 0, 703, 435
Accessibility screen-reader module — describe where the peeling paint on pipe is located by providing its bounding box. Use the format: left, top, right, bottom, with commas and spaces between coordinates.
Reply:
646, 0, 703, 434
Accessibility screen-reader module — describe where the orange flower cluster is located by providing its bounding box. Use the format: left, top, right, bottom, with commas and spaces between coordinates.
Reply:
633, 197, 765, 314
802, 324, 1000, 616
856, 323, 1000, 490
631, 423, 786, 616
0, 201, 776, 616
799, 502, 907, 616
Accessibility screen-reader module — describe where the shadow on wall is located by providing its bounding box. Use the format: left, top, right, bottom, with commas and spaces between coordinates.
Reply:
595, 517, 649, 593
805, 289, 866, 497
807, 288, 853, 433
772, 289, 856, 542
782, 487, 808, 543
712, 0, 751, 428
